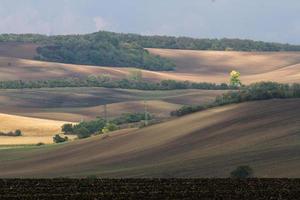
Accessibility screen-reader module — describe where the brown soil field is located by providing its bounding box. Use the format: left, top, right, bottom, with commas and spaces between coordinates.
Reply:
0, 99, 299, 178
0, 88, 223, 122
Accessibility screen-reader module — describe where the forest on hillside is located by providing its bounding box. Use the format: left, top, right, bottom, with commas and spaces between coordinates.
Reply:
1, 31, 300, 71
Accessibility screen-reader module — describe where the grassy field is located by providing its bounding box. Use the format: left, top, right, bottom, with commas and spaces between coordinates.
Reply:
0, 99, 299, 178
0, 113, 71, 145
0, 88, 223, 121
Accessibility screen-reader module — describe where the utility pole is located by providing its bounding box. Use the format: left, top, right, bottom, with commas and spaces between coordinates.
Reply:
104, 104, 108, 124
144, 100, 148, 126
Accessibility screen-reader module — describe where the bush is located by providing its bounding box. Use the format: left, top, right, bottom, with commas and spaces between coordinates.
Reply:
14, 129, 22, 136
230, 165, 254, 179
170, 105, 206, 116
53, 134, 68, 143
36, 142, 45, 146
102, 123, 119, 134
75, 127, 91, 139
112, 112, 152, 125
61, 124, 73, 134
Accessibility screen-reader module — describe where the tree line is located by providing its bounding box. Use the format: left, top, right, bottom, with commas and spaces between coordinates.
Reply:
0, 76, 232, 91
171, 82, 300, 116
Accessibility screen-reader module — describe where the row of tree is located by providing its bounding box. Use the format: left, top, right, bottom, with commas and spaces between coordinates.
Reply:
1, 31, 300, 52
171, 82, 300, 116
0, 77, 232, 90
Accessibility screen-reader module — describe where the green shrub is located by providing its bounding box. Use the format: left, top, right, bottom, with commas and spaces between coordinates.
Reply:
61, 124, 73, 134
112, 113, 152, 125
75, 127, 91, 139
14, 130, 22, 136
102, 123, 119, 134
53, 134, 68, 143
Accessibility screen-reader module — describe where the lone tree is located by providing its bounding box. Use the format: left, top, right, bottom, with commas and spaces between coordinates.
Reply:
14, 129, 22, 136
230, 70, 242, 87
230, 165, 253, 179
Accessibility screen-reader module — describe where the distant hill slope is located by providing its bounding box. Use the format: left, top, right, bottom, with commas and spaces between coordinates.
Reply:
148, 48, 300, 83
0, 99, 299, 178
0, 42, 38, 59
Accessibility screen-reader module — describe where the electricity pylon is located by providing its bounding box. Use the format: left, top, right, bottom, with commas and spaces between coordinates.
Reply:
104, 104, 108, 124
144, 100, 148, 126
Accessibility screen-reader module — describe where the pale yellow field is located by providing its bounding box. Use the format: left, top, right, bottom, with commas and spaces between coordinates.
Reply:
147, 48, 300, 84
0, 113, 71, 145
0, 136, 54, 145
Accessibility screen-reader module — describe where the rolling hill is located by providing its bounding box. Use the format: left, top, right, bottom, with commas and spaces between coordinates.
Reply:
0, 99, 299, 178
0, 88, 223, 122
1, 42, 300, 84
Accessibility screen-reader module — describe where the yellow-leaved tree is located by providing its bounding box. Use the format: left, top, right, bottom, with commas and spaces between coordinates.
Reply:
230, 70, 242, 87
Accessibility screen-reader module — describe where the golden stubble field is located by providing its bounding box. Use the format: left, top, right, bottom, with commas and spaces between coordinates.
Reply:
0, 113, 71, 145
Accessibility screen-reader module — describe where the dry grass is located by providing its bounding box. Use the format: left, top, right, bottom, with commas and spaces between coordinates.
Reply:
0, 113, 68, 136
0, 99, 299, 178
0, 136, 54, 145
